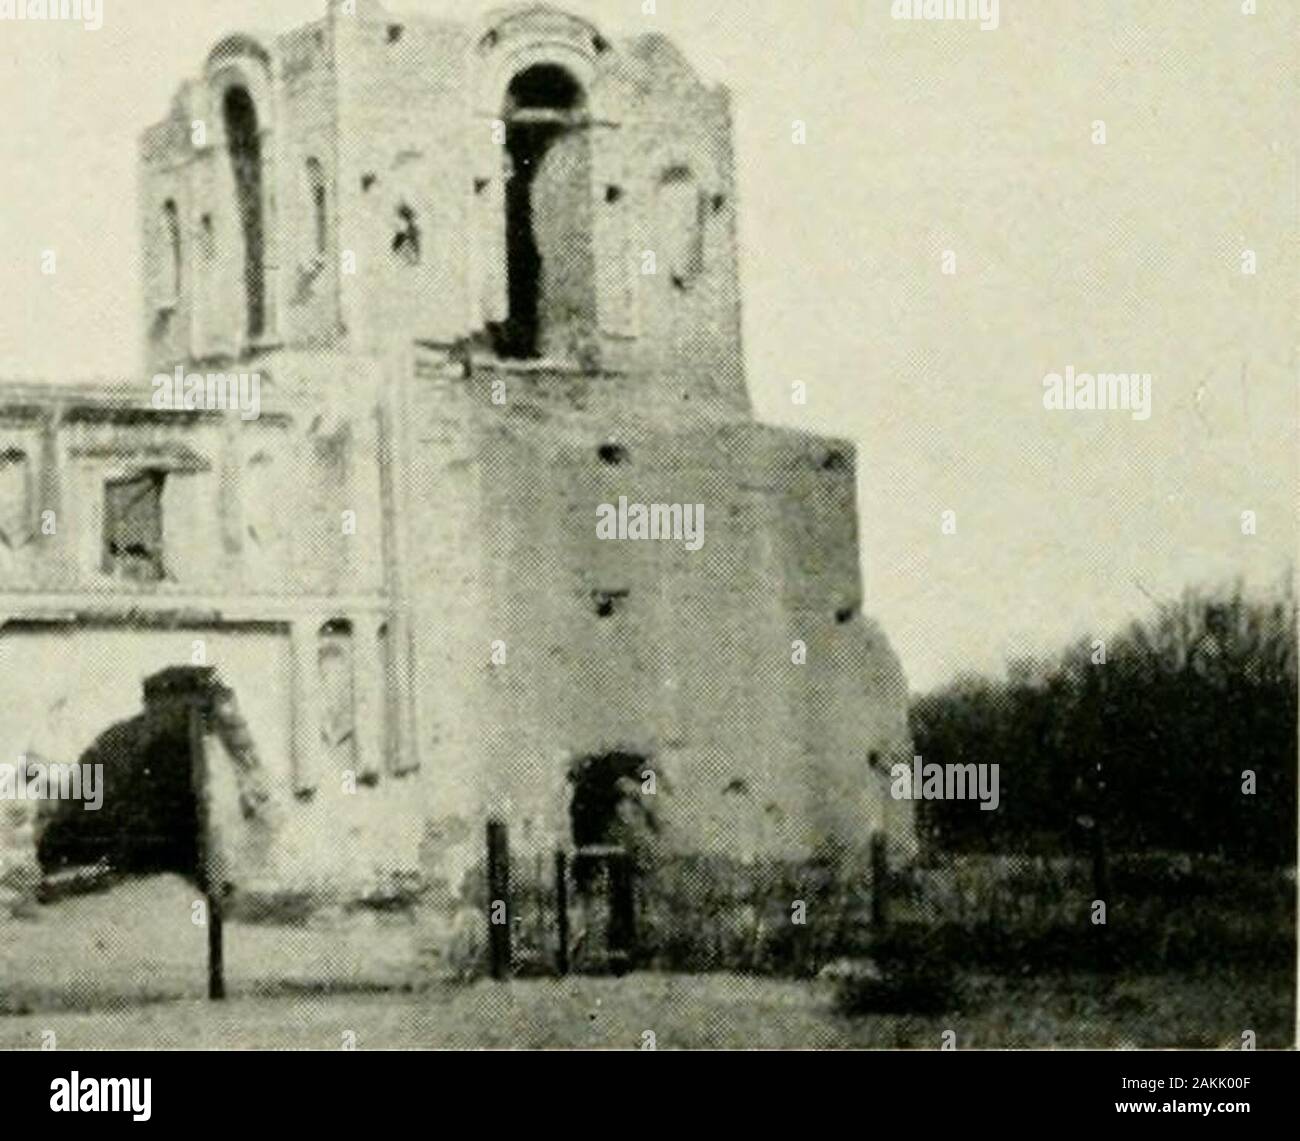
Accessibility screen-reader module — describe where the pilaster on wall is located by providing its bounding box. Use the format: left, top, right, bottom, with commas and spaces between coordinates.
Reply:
377, 343, 422, 778
37, 406, 71, 584
351, 611, 385, 783
290, 616, 323, 796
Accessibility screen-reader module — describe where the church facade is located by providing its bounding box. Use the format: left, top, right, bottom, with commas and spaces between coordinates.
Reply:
0, 2, 913, 951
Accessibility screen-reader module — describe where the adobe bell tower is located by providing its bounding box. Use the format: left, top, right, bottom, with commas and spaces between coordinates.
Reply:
141, 2, 750, 417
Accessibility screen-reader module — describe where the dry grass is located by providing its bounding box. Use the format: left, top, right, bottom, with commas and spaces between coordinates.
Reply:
0, 876, 1290, 1049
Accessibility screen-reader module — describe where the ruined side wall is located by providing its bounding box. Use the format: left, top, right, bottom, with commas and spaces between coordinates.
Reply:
0, 371, 386, 599
0, 358, 415, 908
0, 621, 424, 900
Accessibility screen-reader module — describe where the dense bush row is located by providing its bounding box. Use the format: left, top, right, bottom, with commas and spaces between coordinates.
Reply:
909, 581, 1297, 864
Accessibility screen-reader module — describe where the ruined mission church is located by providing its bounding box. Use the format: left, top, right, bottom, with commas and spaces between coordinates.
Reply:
0, 2, 913, 913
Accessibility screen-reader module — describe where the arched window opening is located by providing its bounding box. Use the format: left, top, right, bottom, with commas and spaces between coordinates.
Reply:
656, 166, 705, 292
318, 619, 356, 771
223, 86, 266, 341
305, 157, 327, 257
161, 199, 182, 303
491, 64, 596, 361
0, 448, 33, 551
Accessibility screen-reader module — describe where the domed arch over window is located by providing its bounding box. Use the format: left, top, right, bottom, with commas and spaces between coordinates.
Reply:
656, 166, 706, 292
503, 63, 586, 116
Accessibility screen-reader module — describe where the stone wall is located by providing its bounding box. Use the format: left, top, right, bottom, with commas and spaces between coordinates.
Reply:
397, 351, 914, 949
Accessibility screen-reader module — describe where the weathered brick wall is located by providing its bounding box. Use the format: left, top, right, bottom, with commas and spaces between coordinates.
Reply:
399, 357, 914, 914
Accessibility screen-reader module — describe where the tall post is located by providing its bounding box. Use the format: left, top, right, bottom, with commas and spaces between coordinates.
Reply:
486, 819, 511, 980
870, 830, 889, 933
607, 852, 635, 975
554, 849, 569, 977
189, 696, 225, 1000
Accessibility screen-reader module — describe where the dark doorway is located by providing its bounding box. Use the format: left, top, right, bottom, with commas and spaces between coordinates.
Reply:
38, 671, 201, 876
223, 86, 266, 342
37, 667, 267, 882
567, 752, 655, 970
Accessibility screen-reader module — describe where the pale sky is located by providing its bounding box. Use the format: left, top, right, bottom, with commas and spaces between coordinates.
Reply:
0, 1, 1294, 691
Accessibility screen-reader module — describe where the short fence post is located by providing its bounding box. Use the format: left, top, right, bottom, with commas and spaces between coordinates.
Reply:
870, 830, 889, 932
486, 819, 511, 980
554, 849, 569, 977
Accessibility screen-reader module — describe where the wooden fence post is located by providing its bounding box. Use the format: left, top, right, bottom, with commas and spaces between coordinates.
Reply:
554, 849, 569, 977
870, 830, 889, 933
486, 819, 511, 980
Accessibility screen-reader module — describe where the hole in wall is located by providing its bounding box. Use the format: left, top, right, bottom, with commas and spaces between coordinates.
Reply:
593, 589, 629, 618
835, 606, 858, 625
361, 173, 378, 192
391, 202, 421, 264
820, 450, 849, 473
598, 443, 628, 466
605, 184, 623, 205
386, 23, 405, 44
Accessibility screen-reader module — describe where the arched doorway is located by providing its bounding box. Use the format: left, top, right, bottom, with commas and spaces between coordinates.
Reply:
223, 86, 266, 343
567, 751, 656, 970
37, 666, 268, 881
492, 64, 597, 361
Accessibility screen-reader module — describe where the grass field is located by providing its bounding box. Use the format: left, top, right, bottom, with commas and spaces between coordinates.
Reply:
1, 876, 1292, 1049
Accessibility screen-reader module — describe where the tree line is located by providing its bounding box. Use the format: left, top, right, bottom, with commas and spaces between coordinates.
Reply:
908, 578, 1297, 865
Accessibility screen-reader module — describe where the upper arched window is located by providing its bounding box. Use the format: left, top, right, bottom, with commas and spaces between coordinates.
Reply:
161, 199, 182, 303
222, 85, 266, 340
656, 167, 705, 291
503, 63, 586, 116
492, 64, 595, 361
305, 157, 327, 258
